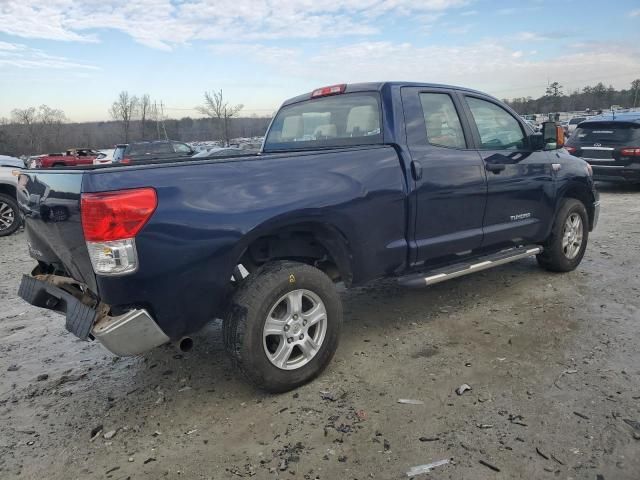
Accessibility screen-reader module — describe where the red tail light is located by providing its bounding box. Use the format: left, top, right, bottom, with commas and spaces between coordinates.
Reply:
621, 147, 640, 156
565, 146, 577, 154
311, 84, 346, 98
81, 188, 157, 242
121, 157, 132, 164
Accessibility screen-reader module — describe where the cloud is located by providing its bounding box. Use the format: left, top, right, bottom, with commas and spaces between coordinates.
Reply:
211, 40, 640, 99
0, 41, 99, 71
630, 9, 640, 17
0, 0, 470, 49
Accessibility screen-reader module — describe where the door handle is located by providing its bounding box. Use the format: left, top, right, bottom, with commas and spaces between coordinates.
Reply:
485, 163, 506, 173
411, 160, 423, 180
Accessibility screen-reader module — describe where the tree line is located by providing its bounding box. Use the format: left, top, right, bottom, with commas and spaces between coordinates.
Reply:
504, 79, 640, 115
1, 89, 271, 157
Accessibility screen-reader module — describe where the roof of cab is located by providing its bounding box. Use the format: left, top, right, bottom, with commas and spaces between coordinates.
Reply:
580, 111, 640, 125
281, 81, 494, 107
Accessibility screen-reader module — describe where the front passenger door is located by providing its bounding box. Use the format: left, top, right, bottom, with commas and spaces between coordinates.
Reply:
461, 95, 555, 248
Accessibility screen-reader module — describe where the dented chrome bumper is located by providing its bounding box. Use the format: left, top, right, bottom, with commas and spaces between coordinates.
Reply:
92, 308, 170, 356
18, 274, 169, 356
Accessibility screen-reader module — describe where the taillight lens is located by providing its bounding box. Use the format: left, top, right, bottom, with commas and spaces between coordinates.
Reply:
81, 188, 157, 275
620, 147, 640, 156
81, 188, 157, 242
121, 157, 132, 164
565, 146, 577, 154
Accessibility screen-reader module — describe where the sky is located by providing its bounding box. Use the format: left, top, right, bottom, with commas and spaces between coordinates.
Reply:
0, 0, 639, 122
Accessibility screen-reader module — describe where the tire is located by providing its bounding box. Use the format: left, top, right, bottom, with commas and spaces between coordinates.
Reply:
223, 260, 342, 393
0, 193, 20, 237
536, 198, 588, 272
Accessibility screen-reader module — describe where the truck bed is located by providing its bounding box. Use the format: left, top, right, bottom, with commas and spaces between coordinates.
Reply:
18, 145, 408, 339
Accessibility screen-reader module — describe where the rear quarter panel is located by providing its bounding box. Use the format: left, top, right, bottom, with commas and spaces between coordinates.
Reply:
83, 147, 408, 338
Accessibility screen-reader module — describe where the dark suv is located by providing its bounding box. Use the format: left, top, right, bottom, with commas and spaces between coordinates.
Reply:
565, 112, 640, 183
113, 140, 194, 164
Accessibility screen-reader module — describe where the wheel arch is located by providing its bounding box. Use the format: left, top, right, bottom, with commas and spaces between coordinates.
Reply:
231, 218, 354, 286
557, 180, 597, 231
0, 182, 17, 199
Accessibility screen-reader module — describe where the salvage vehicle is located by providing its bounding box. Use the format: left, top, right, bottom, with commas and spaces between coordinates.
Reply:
17, 82, 599, 392
112, 140, 194, 164
565, 112, 640, 183
0, 155, 24, 236
36, 148, 101, 168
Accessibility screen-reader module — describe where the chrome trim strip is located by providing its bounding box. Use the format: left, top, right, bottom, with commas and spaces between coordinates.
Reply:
470, 261, 492, 269
409, 246, 543, 287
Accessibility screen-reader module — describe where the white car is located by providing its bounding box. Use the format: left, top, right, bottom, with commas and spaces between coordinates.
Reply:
93, 149, 115, 165
566, 117, 587, 136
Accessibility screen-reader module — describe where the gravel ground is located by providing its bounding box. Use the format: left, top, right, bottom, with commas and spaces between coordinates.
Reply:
1, 184, 639, 480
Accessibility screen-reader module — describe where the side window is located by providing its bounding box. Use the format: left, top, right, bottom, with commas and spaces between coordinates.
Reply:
153, 143, 174, 154
466, 97, 526, 150
419, 93, 466, 149
173, 143, 192, 153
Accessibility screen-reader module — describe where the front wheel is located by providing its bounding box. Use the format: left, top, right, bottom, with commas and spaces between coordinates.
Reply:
223, 260, 342, 392
537, 198, 589, 272
0, 194, 20, 237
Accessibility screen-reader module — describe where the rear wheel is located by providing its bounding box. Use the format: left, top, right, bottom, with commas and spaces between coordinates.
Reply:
223, 260, 342, 392
537, 198, 588, 272
0, 194, 20, 237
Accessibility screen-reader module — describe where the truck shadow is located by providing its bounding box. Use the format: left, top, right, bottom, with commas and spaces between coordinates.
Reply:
128, 257, 559, 401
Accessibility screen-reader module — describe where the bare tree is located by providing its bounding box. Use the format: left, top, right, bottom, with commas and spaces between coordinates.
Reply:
139, 94, 151, 140
38, 105, 67, 151
109, 91, 138, 142
11, 107, 39, 152
196, 89, 243, 146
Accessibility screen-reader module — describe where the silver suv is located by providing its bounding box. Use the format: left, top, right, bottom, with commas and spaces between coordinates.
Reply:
0, 155, 24, 237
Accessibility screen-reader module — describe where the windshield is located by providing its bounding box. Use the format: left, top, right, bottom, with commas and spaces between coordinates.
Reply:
568, 122, 640, 145
569, 117, 586, 125
263, 92, 382, 152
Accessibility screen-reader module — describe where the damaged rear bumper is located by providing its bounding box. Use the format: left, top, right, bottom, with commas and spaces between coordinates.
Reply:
18, 274, 169, 356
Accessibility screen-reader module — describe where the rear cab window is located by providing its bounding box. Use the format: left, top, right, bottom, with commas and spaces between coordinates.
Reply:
263, 92, 382, 152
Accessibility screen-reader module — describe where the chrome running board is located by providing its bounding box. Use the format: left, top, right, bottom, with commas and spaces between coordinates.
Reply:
398, 245, 543, 287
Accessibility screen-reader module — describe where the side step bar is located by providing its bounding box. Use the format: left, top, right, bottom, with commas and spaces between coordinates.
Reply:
397, 245, 543, 287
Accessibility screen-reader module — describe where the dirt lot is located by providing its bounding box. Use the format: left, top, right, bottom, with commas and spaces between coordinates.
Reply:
1, 184, 639, 480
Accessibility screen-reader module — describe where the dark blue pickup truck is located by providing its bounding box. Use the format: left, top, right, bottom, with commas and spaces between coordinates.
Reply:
17, 82, 599, 392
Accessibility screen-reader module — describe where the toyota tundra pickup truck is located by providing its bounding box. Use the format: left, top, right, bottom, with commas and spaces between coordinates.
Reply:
17, 82, 599, 392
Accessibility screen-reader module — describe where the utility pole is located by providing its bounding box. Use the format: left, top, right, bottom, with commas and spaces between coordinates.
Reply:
160, 101, 168, 140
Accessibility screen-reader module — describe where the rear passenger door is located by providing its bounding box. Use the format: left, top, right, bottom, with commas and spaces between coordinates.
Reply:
459, 94, 555, 247
401, 87, 487, 265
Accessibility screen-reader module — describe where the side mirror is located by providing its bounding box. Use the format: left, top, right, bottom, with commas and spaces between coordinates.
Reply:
530, 132, 544, 151
542, 121, 565, 150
